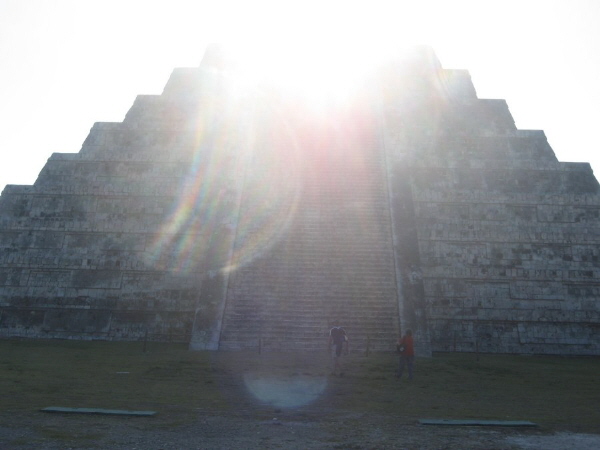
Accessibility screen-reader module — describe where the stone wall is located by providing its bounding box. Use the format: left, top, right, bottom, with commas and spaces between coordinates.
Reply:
0, 64, 243, 346
381, 53, 600, 354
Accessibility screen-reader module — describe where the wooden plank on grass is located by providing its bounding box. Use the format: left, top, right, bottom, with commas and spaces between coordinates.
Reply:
419, 419, 536, 427
41, 407, 156, 416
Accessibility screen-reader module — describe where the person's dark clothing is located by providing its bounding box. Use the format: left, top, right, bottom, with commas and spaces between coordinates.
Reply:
330, 327, 347, 356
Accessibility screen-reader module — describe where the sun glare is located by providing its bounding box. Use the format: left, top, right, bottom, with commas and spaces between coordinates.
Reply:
150, 17, 445, 274
214, 40, 397, 111
198, 0, 453, 112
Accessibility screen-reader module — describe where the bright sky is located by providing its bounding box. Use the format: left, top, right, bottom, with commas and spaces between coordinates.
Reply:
1, 0, 599, 191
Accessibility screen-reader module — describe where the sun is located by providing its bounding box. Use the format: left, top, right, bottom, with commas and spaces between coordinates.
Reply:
205, 40, 398, 112
196, 1, 455, 112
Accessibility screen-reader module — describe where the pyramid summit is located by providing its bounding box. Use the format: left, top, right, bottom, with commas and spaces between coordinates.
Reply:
1, 46, 599, 355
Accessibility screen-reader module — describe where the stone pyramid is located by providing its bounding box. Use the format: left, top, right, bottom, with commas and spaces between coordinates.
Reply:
1, 45, 599, 355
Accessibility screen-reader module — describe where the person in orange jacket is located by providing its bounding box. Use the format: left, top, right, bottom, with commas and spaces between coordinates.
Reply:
397, 329, 415, 380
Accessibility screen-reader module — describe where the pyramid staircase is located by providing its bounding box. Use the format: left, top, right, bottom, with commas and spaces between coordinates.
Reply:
218, 108, 401, 351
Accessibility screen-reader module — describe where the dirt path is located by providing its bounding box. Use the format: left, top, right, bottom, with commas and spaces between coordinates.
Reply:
3, 407, 600, 449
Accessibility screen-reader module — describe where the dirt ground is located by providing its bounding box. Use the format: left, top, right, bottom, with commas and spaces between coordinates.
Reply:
2, 407, 600, 449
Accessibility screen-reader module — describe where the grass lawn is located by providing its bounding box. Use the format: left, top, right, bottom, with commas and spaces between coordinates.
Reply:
1, 339, 599, 434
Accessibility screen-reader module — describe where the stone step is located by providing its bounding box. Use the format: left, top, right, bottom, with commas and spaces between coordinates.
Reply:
223, 311, 396, 320
222, 328, 398, 338
218, 335, 397, 351
222, 311, 398, 322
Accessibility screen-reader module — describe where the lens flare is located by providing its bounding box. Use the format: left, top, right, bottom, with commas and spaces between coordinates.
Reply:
146, 44, 452, 276
146, 80, 304, 275
243, 373, 327, 409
